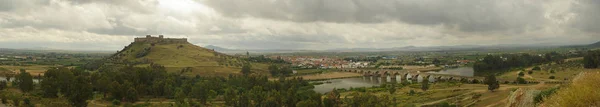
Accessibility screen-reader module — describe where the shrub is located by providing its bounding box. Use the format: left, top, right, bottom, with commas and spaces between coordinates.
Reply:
532, 66, 541, 71
550, 70, 555, 74
534, 87, 559, 104
528, 71, 533, 74
112, 99, 121, 105
516, 77, 527, 84
409, 90, 416, 96
518, 72, 525, 77
471, 79, 480, 84
549, 76, 556, 79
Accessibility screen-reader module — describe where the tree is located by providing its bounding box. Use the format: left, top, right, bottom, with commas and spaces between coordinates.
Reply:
583, 50, 600, 69
323, 89, 340, 107
279, 66, 293, 76
109, 81, 123, 100
296, 100, 319, 107
241, 64, 252, 75
268, 65, 279, 77
432, 58, 441, 66
516, 77, 527, 84
191, 81, 209, 104
66, 76, 93, 107
15, 70, 33, 92
174, 88, 188, 107
387, 84, 397, 94
549, 76, 556, 79
125, 87, 139, 102
518, 72, 525, 77
484, 75, 500, 92
0, 81, 7, 90
421, 79, 429, 91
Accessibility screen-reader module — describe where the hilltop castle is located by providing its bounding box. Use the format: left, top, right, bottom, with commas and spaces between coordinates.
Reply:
134, 35, 188, 44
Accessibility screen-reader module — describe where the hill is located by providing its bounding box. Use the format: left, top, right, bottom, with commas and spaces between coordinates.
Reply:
587, 41, 600, 47
106, 35, 269, 76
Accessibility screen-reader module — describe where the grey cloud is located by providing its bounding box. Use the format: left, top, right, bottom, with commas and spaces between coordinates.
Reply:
70, 0, 159, 14
571, 0, 600, 33
201, 0, 547, 32
0, 0, 49, 11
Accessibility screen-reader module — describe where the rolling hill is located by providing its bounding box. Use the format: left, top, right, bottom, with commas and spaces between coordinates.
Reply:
106, 36, 269, 76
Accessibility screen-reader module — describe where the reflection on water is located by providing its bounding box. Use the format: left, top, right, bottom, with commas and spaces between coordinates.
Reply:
429, 67, 474, 77
313, 67, 474, 93
313, 77, 384, 94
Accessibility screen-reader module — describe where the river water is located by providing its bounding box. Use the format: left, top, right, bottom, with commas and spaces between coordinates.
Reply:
0, 76, 41, 83
313, 67, 474, 93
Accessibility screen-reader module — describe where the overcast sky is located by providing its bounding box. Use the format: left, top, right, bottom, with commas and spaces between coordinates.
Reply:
0, 0, 599, 51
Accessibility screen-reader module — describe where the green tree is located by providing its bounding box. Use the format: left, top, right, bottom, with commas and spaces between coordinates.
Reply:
0, 81, 6, 90
421, 79, 430, 91
109, 81, 123, 100
268, 65, 279, 77
484, 75, 500, 92
241, 64, 252, 75
296, 100, 320, 107
280, 66, 293, 76
66, 76, 93, 107
388, 84, 397, 94
323, 89, 340, 107
174, 88, 188, 107
15, 70, 34, 92
516, 77, 527, 84
125, 87, 139, 102
191, 81, 209, 104
518, 72, 525, 77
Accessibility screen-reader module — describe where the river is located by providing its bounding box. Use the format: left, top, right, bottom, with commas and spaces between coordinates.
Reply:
0, 76, 41, 83
313, 67, 474, 93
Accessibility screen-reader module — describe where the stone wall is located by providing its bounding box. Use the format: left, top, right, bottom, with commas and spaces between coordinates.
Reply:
134, 35, 188, 44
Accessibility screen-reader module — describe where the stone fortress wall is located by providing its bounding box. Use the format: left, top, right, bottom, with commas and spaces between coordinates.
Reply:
134, 35, 188, 43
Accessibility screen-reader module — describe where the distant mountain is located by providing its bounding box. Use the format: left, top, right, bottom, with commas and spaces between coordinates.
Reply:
204, 45, 231, 51
587, 41, 600, 47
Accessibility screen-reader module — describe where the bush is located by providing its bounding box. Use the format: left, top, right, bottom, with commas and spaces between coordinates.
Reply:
112, 99, 121, 106
549, 76, 556, 79
516, 77, 527, 84
518, 72, 525, 77
550, 70, 555, 74
471, 79, 480, 84
534, 87, 559, 104
528, 71, 533, 74
409, 90, 416, 96
532, 66, 541, 71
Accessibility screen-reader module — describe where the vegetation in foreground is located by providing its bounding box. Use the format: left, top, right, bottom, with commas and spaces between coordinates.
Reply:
542, 70, 600, 106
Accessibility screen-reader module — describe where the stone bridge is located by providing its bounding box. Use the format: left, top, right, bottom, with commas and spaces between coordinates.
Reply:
338, 69, 485, 82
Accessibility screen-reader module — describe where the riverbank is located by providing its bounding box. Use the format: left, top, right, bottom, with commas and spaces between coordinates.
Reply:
290, 72, 362, 81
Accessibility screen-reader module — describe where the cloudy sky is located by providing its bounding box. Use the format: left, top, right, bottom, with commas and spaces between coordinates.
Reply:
0, 0, 598, 51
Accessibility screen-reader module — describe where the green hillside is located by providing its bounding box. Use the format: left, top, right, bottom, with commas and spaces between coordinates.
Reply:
107, 40, 268, 76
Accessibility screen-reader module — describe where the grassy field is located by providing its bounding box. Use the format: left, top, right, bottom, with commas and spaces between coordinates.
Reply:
0, 65, 52, 76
